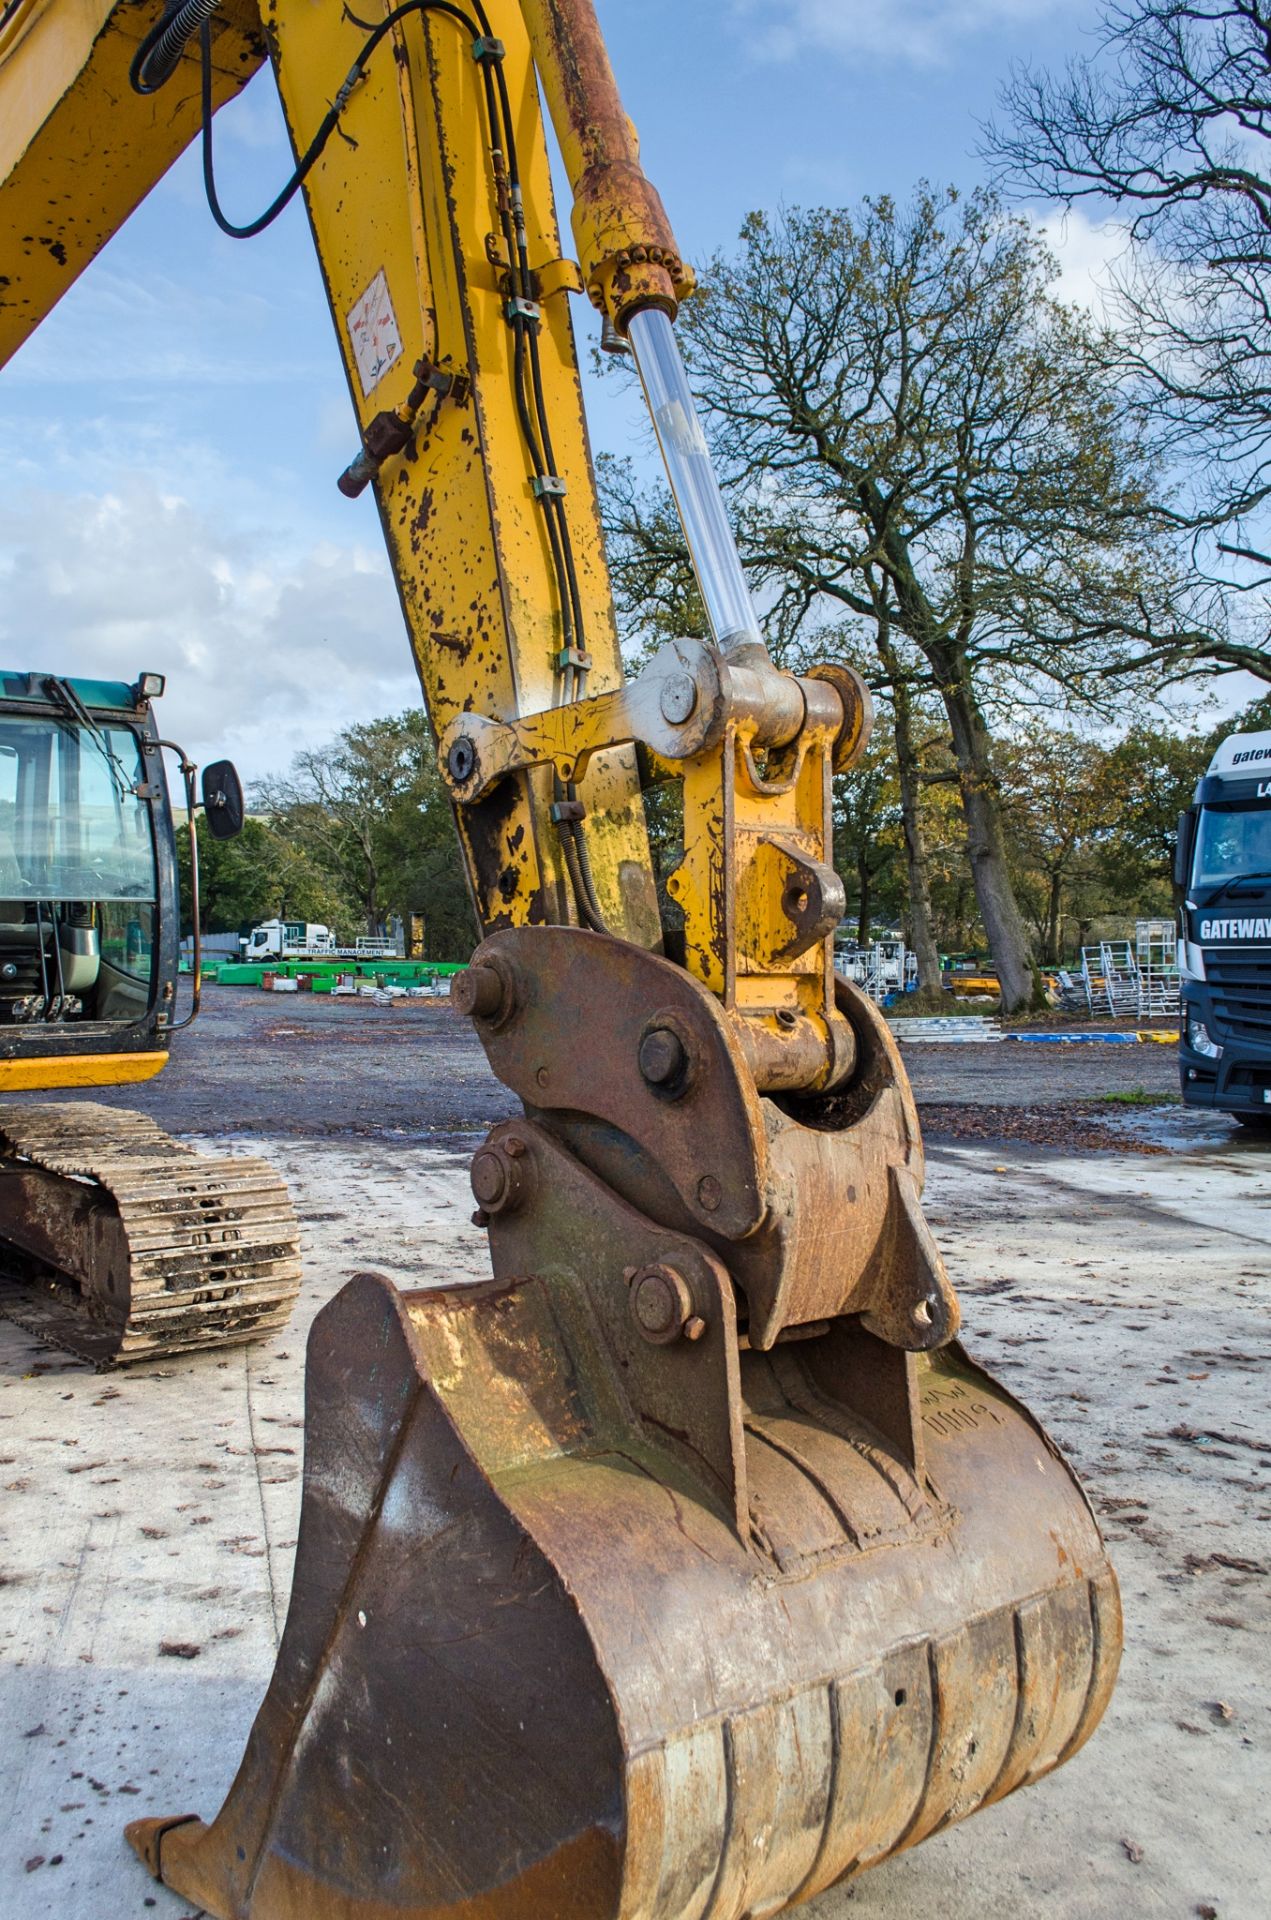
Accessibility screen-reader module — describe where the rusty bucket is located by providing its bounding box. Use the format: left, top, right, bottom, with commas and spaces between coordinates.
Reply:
128, 1261, 1119, 1919
128, 934, 1119, 1918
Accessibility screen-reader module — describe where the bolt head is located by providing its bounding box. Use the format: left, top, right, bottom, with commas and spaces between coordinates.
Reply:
696, 1174, 723, 1213
471, 1149, 510, 1210
451, 963, 506, 1021
639, 1026, 688, 1090
630, 1265, 694, 1345
659, 671, 698, 726
447, 735, 477, 783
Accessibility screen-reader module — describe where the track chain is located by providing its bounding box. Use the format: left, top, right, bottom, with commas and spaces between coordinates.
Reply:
0, 1101, 302, 1366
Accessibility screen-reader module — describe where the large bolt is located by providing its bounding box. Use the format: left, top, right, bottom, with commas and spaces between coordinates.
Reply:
659, 671, 698, 726
629, 1264, 696, 1346
451, 963, 505, 1021
447, 734, 477, 783
470, 1142, 527, 1216
638, 1026, 688, 1091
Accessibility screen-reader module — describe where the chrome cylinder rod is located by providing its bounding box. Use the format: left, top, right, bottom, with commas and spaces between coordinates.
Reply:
626, 306, 765, 656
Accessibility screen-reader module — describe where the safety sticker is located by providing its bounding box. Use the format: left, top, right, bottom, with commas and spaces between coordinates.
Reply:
347, 269, 404, 397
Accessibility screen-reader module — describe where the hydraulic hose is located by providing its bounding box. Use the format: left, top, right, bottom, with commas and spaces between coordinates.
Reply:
130, 0, 222, 95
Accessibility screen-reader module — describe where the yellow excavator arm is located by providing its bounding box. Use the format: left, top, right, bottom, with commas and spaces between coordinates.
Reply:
1, 6, 1120, 1916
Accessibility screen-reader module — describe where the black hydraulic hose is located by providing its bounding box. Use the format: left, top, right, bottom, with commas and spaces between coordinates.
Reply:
472, 37, 604, 927
130, 0, 221, 95
192, 1, 481, 238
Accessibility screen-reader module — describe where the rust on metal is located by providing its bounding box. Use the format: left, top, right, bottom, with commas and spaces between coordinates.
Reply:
518, 0, 695, 324
129, 927, 1121, 1919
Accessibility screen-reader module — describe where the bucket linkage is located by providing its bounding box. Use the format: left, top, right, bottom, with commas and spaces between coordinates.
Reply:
128, 929, 1120, 1920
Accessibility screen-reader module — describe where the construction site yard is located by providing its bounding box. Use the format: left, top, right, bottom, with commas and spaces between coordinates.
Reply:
1, 985, 1267, 1920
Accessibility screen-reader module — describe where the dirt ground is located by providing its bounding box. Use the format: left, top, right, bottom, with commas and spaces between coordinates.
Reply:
0, 985, 1266, 1919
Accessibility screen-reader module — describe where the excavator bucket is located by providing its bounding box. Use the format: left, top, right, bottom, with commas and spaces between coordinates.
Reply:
128, 933, 1120, 1919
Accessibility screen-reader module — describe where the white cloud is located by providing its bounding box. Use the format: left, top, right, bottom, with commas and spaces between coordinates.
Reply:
731, 0, 1070, 67
0, 475, 422, 785
1034, 206, 1132, 316
4, 264, 323, 389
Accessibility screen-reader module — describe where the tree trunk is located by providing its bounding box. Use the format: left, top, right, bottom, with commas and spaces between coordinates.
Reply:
1046, 872, 1062, 967
856, 863, 871, 945
939, 670, 1037, 1012
890, 676, 942, 992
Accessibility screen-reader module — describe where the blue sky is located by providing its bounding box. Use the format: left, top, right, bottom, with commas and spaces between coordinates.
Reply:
2, 0, 1116, 779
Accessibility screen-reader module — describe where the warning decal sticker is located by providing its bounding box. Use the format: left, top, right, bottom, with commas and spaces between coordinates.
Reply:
347, 269, 404, 398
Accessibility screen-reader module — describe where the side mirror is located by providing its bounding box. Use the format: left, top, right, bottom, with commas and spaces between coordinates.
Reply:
1173, 808, 1195, 890
202, 760, 245, 840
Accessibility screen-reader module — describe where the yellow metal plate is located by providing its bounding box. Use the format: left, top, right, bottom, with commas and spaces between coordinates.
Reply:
0, 1051, 168, 1092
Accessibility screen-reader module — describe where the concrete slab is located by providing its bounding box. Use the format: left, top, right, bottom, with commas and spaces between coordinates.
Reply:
0, 1123, 1266, 1918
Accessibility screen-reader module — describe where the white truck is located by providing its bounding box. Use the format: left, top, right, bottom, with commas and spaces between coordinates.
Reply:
242, 919, 336, 961
242, 919, 403, 962
1176, 728, 1271, 1127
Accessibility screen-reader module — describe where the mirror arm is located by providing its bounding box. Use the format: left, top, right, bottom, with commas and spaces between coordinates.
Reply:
157, 740, 202, 1034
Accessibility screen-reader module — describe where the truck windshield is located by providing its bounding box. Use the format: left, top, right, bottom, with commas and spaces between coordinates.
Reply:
1193, 802, 1271, 888
0, 716, 155, 901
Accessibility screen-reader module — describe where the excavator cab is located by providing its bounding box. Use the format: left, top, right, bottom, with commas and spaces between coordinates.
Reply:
0, 670, 300, 1364
0, 673, 178, 1053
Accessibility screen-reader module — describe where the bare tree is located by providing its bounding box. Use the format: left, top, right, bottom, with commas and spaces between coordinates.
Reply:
601, 462, 946, 990
987, 0, 1271, 680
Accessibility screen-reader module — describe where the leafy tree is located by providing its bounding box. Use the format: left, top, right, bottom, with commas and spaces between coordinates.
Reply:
832, 719, 905, 943
175, 815, 352, 938
253, 709, 475, 959
606, 188, 1204, 1008
1099, 692, 1271, 901
374, 748, 477, 961
999, 726, 1125, 961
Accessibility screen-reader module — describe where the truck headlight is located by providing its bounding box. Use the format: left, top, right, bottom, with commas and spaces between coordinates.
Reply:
1187, 1017, 1222, 1060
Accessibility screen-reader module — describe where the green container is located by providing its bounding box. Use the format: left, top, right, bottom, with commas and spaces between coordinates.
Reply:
211, 957, 470, 988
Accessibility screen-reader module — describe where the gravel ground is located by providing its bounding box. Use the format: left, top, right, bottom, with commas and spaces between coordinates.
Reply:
48, 983, 1184, 1138
1, 981, 1267, 1919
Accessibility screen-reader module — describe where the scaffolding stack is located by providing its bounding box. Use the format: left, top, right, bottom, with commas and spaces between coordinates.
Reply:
833, 939, 917, 1005
1134, 920, 1181, 1018
1077, 925, 1179, 1019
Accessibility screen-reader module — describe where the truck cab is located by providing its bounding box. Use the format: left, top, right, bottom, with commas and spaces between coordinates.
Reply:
243, 920, 334, 961
1177, 729, 1271, 1126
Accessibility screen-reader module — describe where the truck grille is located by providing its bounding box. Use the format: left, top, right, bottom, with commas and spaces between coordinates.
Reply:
1207, 951, 1271, 1046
